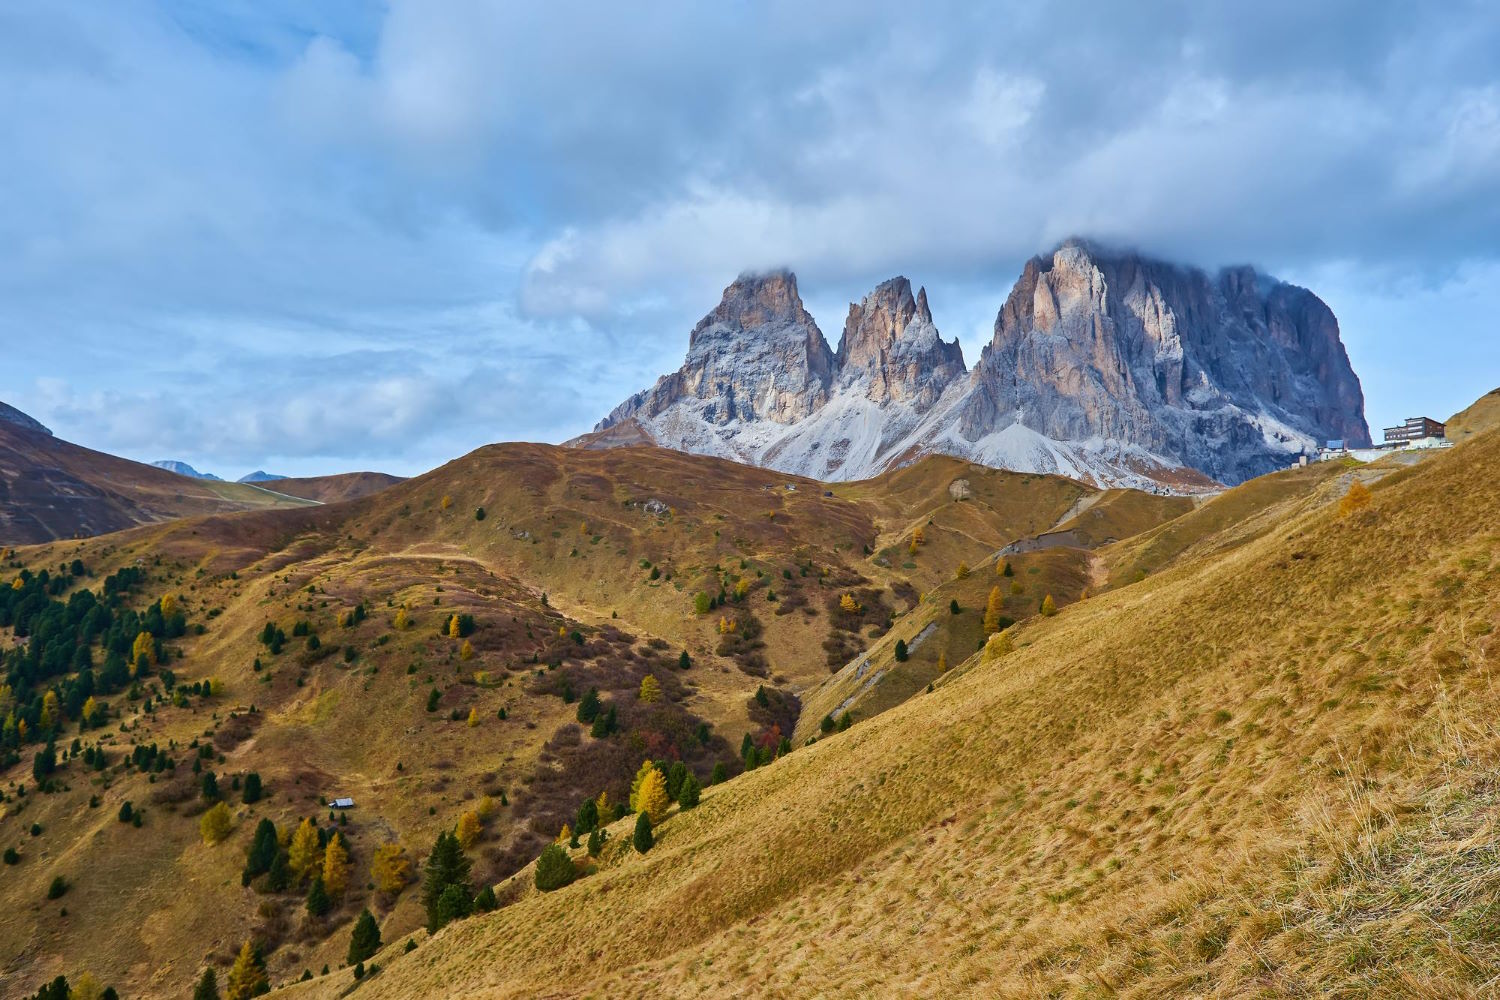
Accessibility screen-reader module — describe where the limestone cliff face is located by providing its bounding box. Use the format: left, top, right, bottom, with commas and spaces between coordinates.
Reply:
835, 278, 966, 409
599, 270, 834, 430
587, 241, 1371, 490
958, 241, 1371, 483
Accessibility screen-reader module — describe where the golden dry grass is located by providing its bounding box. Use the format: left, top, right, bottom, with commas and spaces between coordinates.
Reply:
271, 428, 1500, 999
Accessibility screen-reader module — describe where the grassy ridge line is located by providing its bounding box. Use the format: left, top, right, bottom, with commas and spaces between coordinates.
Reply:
278, 428, 1500, 998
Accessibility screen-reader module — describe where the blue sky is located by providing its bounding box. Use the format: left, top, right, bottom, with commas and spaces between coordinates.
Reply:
2, 1, 1498, 478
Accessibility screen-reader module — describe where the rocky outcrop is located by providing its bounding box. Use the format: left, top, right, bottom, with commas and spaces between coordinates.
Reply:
586, 241, 1370, 490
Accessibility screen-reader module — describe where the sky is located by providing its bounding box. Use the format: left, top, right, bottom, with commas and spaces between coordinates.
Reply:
2, 1, 1498, 478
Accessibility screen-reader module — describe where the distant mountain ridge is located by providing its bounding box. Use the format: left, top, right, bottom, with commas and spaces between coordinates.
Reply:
0, 401, 51, 437
152, 459, 222, 481
587, 239, 1371, 488
238, 470, 287, 483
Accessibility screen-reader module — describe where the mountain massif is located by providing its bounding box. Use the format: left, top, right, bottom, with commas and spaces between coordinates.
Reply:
589, 240, 1371, 488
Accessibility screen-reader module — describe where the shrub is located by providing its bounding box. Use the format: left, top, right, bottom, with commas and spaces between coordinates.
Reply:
47, 875, 67, 900
474, 507, 486, 521
1338, 479, 1372, 518
473, 884, 497, 912
1040, 594, 1057, 617
2, 848, 18, 865
950, 599, 961, 615
587, 828, 604, 857
893, 639, 908, 662
242, 772, 262, 804
534, 844, 577, 891
199, 802, 233, 845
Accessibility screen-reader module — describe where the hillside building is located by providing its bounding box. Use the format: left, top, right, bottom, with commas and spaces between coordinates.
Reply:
1383, 417, 1445, 444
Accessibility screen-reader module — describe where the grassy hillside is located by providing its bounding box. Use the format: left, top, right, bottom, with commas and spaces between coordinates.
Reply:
1447, 388, 1500, 444
270, 426, 1500, 999
0, 422, 317, 545
259, 473, 405, 505
2, 443, 1170, 997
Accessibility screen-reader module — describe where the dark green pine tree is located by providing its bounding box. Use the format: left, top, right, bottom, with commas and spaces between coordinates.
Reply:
192, 966, 220, 1000
265, 849, 291, 892
575, 687, 600, 724
665, 761, 688, 801
245, 818, 278, 879
893, 639, 908, 662
306, 874, 331, 917
201, 771, 220, 802
678, 773, 701, 810
574, 797, 599, 834
710, 762, 728, 785
422, 831, 473, 932
473, 884, 498, 912
347, 909, 381, 965
632, 812, 654, 853
678, 650, 691, 670
586, 828, 604, 857
432, 883, 472, 928
242, 771, 263, 804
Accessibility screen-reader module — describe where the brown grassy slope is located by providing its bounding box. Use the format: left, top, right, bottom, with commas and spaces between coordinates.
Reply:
3, 444, 1149, 996
1447, 387, 1500, 444
285, 427, 1500, 999
0, 422, 316, 545
259, 472, 405, 504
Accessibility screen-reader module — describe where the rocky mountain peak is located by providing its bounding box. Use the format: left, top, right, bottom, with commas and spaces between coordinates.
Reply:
690, 269, 815, 349
836, 276, 966, 407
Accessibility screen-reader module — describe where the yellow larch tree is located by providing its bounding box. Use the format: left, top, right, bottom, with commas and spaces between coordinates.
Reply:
456, 810, 482, 849
440, 494, 453, 510
629, 761, 658, 813
466, 707, 480, 728
1338, 479, 1372, 518
288, 817, 322, 883
637, 767, 670, 822
393, 606, 410, 630
131, 631, 155, 672
1040, 594, 1058, 617
322, 832, 350, 899
460, 639, 474, 661
159, 593, 178, 617
982, 586, 1005, 634
371, 842, 411, 896
447, 614, 462, 638
638, 674, 662, 703
839, 593, 861, 614
556, 823, 572, 846
39, 689, 60, 731
595, 790, 612, 823
225, 940, 267, 1000
200, 802, 233, 845
956, 562, 970, 579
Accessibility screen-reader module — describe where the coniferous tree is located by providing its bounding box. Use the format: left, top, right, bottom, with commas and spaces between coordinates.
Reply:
473, 884, 497, 912
432, 883, 471, 928
244, 818, 278, 879
632, 812, 654, 853
200, 801, 233, 845
288, 817, 321, 883
678, 650, 691, 670
241, 771, 262, 804
422, 831, 472, 932
893, 639, 908, 662
534, 844, 576, 891
193, 967, 220, 1000
586, 828, 604, 857
574, 797, 599, 834
575, 687, 600, 724
305, 874, 331, 917
224, 941, 267, 1000
678, 773, 701, 810
665, 760, 688, 801
710, 761, 728, 785
347, 909, 381, 965
1040, 594, 1057, 617
322, 832, 350, 900
265, 850, 291, 892
371, 842, 411, 896
637, 768, 670, 821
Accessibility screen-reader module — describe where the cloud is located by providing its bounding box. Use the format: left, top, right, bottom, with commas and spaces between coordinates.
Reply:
1, 1, 1498, 475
